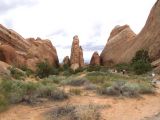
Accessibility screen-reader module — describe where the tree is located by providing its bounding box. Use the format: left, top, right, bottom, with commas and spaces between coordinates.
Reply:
131, 50, 152, 75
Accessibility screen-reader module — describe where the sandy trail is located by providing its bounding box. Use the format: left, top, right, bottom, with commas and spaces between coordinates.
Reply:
0, 85, 160, 120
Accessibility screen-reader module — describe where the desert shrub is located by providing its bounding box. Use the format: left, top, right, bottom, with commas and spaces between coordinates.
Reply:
9, 67, 25, 80
36, 60, 59, 78
97, 80, 154, 97
0, 94, 8, 112
132, 49, 150, 63
131, 50, 152, 75
19, 65, 34, 76
42, 75, 65, 85
49, 104, 102, 120
66, 78, 87, 86
62, 64, 70, 71
97, 81, 126, 96
87, 65, 101, 72
0, 79, 68, 106
115, 63, 132, 72
87, 71, 107, 76
84, 82, 97, 90
60, 67, 85, 76
132, 60, 152, 75
139, 82, 154, 94
50, 90, 69, 101
0, 80, 27, 103
69, 88, 82, 95
121, 83, 140, 97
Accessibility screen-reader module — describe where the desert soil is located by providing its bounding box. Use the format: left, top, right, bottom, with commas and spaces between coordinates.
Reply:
0, 84, 160, 120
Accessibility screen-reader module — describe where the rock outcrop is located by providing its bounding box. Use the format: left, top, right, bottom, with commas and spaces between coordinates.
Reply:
0, 24, 59, 71
70, 35, 84, 70
90, 52, 100, 66
100, 25, 136, 66
62, 56, 70, 66
101, 0, 160, 66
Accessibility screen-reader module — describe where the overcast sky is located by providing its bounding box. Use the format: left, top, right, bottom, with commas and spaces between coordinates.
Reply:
0, 0, 157, 62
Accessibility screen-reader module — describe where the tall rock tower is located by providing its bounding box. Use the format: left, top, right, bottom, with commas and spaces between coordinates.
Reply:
70, 35, 84, 70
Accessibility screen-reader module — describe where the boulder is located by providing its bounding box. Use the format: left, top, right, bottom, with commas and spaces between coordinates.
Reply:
90, 52, 100, 66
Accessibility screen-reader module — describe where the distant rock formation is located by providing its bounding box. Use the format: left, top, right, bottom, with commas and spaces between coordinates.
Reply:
62, 56, 70, 66
90, 52, 100, 66
0, 24, 59, 71
101, 0, 160, 67
70, 35, 84, 70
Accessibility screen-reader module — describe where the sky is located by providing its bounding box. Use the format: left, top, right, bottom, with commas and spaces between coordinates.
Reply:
0, 0, 157, 62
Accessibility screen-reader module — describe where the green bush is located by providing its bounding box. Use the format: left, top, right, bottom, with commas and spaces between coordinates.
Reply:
0, 94, 8, 112
9, 67, 25, 80
19, 65, 33, 76
50, 90, 69, 100
97, 80, 154, 97
131, 50, 152, 75
132, 60, 152, 75
66, 78, 87, 86
0, 79, 68, 106
115, 63, 132, 72
132, 49, 150, 63
87, 65, 101, 72
36, 60, 59, 78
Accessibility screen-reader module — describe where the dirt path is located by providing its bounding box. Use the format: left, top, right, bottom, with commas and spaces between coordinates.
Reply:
0, 85, 160, 120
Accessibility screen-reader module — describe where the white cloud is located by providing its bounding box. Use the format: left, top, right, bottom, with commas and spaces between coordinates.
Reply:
0, 0, 157, 62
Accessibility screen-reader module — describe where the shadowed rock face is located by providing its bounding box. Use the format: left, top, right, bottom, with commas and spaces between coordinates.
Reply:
101, 0, 160, 66
70, 35, 84, 70
0, 24, 59, 71
90, 52, 100, 66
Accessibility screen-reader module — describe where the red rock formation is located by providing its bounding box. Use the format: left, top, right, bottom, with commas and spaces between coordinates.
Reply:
0, 24, 59, 71
90, 52, 100, 66
100, 25, 136, 66
70, 35, 84, 70
101, 0, 160, 67
62, 56, 70, 66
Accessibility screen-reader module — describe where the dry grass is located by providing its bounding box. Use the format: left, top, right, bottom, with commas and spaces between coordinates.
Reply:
47, 104, 105, 120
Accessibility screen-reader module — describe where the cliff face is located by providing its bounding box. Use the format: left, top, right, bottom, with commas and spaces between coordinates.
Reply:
101, 0, 160, 66
0, 24, 59, 71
